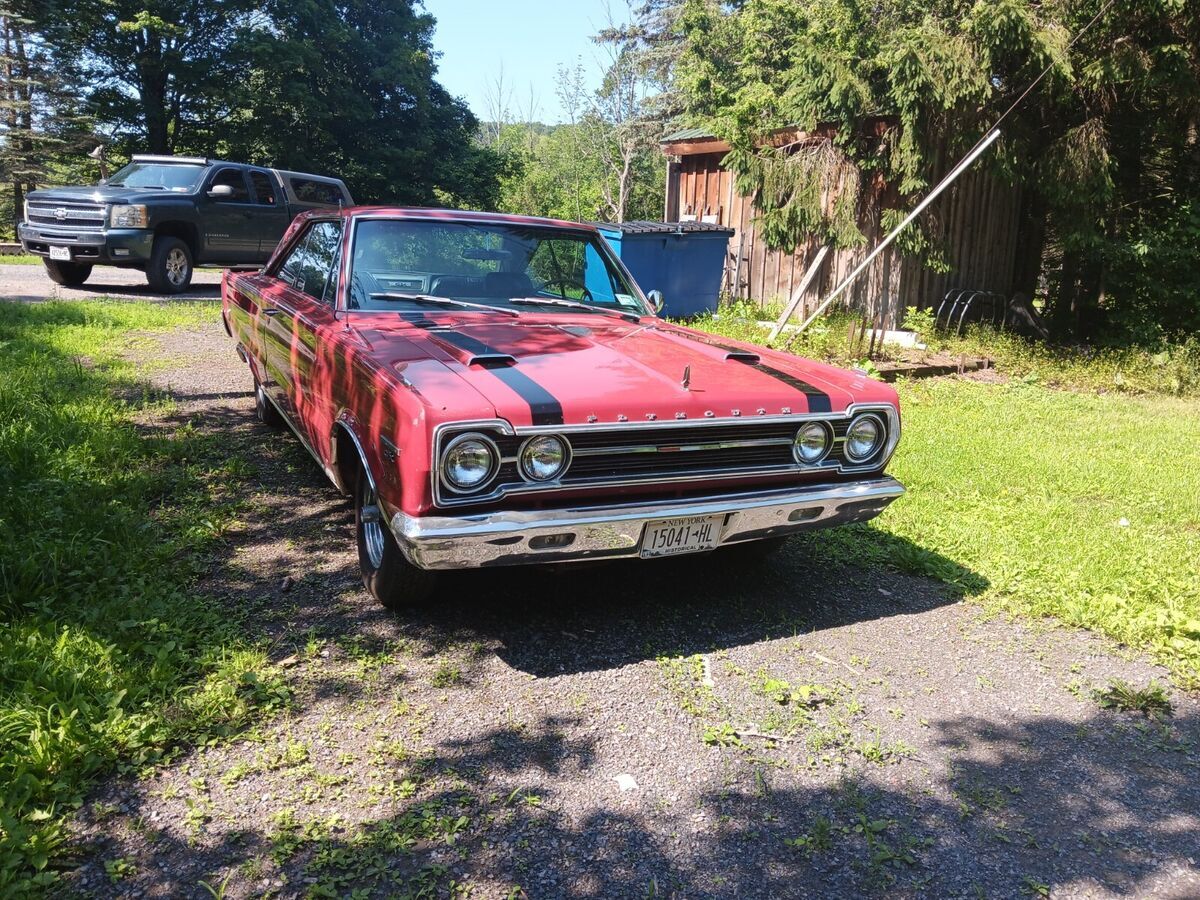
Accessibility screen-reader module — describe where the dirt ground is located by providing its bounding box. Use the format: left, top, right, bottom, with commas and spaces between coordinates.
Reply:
0, 262, 221, 302
60, 323, 1199, 899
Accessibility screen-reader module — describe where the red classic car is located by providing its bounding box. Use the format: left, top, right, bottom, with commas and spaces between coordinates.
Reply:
222, 208, 904, 606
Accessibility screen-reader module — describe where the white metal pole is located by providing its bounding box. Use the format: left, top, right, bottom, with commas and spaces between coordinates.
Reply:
784, 128, 1002, 345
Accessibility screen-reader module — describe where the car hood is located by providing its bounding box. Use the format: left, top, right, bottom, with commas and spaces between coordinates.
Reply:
351, 313, 895, 428
26, 184, 189, 205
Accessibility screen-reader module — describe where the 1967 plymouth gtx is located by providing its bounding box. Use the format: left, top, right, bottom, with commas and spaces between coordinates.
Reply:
222, 208, 904, 606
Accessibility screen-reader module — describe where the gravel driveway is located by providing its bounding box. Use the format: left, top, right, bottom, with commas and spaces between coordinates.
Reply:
61, 322, 1200, 899
0, 262, 221, 302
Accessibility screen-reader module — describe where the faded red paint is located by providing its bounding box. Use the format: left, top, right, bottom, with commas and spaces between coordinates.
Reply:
224, 207, 902, 521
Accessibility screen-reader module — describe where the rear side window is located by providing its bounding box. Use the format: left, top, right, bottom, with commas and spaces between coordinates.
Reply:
291, 177, 343, 206
210, 167, 249, 202
250, 171, 277, 205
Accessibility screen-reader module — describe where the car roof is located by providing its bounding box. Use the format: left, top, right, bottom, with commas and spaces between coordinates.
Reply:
339, 206, 599, 232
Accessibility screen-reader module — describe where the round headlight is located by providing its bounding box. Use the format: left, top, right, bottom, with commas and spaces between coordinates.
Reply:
793, 422, 830, 464
442, 434, 497, 491
519, 435, 569, 481
845, 414, 884, 462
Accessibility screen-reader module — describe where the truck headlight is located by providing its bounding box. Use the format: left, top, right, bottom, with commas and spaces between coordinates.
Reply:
440, 433, 499, 492
110, 204, 149, 228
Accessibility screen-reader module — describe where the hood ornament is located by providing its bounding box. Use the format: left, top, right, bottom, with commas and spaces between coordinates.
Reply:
681, 365, 691, 390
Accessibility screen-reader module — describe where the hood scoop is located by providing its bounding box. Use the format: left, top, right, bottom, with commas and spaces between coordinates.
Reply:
467, 352, 516, 368
724, 350, 761, 364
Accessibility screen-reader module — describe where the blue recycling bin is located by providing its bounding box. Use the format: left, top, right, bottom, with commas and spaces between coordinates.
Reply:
595, 221, 734, 318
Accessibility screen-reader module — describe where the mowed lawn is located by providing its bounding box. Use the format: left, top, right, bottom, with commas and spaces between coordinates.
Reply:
0, 300, 1198, 891
829, 378, 1200, 685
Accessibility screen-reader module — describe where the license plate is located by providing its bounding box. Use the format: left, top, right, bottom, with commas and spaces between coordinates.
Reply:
49, 246, 71, 261
639, 514, 723, 559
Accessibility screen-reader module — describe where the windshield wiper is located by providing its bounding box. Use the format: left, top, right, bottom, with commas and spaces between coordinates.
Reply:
369, 292, 520, 317
509, 296, 642, 323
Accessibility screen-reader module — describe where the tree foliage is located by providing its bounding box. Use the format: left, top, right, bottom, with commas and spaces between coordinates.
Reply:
675, 0, 1200, 341
0, 0, 504, 225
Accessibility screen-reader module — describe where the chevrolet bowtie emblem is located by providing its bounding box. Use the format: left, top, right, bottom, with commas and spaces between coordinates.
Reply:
54, 207, 68, 220
681, 365, 691, 389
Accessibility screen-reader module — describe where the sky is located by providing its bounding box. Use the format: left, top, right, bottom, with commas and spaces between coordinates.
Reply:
423, 0, 628, 124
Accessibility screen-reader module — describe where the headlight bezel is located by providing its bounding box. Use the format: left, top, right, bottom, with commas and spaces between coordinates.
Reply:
110, 204, 149, 228
844, 413, 886, 463
518, 434, 571, 482
439, 432, 500, 494
792, 421, 832, 465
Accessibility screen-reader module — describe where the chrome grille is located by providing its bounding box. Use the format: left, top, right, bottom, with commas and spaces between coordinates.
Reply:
26, 201, 106, 231
433, 409, 895, 508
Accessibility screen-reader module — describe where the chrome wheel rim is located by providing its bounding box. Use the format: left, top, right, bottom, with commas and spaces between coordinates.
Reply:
165, 248, 188, 286
361, 483, 386, 569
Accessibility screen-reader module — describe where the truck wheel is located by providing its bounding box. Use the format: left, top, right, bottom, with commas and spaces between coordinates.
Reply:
253, 379, 286, 429
355, 467, 436, 609
146, 236, 193, 293
43, 259, 93, 286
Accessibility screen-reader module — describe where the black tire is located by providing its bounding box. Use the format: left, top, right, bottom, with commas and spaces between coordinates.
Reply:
146, 236, 193, 293
355, 466, 436, 609
253, 380, 286, 429
43, 259, 93, 286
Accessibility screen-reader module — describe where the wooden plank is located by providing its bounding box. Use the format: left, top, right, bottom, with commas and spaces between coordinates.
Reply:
768, 245, 830, 340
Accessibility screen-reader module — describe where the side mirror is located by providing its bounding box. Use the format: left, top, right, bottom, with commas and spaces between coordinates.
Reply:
647, 289, 664, 314
98, 178, 108, 186
207, 184, 235, 200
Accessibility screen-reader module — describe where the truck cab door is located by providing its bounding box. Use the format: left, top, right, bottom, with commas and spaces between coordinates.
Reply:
201, 167, 258, 261
249, 169, 291, 261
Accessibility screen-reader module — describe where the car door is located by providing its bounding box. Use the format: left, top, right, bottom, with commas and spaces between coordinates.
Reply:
248, 169, 292, 261
201, 166, 258, 260
260, 219, 343, 450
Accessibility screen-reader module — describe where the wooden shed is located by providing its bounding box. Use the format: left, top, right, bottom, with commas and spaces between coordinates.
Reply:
661, 124, 1026, 329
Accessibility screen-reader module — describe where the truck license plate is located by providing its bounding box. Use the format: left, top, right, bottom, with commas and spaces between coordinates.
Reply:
49, 246, 71, 261
639, 514, 723, 559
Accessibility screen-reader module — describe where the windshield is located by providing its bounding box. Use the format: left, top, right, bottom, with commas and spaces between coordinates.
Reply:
348, 219, 649, 316
107, 162, 205, 192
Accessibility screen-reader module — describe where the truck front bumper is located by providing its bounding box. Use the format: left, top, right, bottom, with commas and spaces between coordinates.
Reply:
391, 476, 905, 570
18, 223, 154, 265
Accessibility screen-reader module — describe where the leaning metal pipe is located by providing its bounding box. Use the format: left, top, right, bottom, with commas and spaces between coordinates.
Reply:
784, 128, 1003, 345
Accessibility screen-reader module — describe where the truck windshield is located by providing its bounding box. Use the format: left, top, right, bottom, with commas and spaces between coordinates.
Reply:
347, 219, 649, 317
107, 162, 205, 192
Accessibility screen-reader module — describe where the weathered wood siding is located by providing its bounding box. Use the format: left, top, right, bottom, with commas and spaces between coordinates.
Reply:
666, 148, 1023, 329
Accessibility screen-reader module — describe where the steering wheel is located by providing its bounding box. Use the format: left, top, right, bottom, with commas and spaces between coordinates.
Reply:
547, 277, 594, 303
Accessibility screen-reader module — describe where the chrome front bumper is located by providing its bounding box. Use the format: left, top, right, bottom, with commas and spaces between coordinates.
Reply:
390, 476, 905, 571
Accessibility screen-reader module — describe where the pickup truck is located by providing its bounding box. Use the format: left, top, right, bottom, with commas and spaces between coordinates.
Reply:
17, 155, 353, 292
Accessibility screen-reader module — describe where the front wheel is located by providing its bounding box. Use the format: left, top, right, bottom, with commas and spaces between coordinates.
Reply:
43, 259, 93, 286
146, 236, 193, 293
355, 468, 436, 609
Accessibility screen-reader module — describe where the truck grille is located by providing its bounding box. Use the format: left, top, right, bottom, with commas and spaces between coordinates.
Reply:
26, 201, 106, 231
434, 411, 893, 507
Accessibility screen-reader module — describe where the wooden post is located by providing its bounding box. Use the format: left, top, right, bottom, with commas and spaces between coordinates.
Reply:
767, 246, 830, 341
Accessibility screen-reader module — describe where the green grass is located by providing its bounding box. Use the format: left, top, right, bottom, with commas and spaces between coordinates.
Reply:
0, 301, 286, 894
793, 378, 1200, 686
0, 254, 44, 265
690, 303, 1200, 398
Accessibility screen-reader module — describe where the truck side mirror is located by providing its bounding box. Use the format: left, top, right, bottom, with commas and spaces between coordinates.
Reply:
207, 184, 235, 200
647, 289, 664, 314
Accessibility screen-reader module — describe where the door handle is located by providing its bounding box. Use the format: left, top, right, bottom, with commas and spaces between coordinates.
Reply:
263, 308, 280, 316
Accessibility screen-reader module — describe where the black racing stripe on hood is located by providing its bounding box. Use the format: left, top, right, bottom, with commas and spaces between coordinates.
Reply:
417, 324, 565, 426
691, 337, 833, 413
